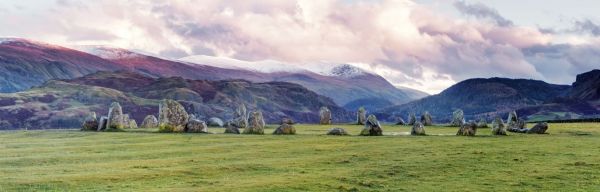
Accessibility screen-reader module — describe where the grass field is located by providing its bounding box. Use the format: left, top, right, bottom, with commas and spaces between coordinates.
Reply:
1, 123, 600, 191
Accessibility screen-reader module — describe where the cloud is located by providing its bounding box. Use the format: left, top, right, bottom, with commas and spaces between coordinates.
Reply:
453, 0, 513, 27
572, 19, 600, 36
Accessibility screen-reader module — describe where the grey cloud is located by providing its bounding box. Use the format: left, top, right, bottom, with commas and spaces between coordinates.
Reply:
572, 19, 600, 36
523, 44, 600, 84
453, 0, 513, 27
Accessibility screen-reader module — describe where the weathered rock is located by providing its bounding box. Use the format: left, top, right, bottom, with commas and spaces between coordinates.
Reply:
158, 99, 190, 132
360, 115, 383, 136
506, 111, 519, 128
450, 109, 465, 127
81, 112, 98, 131
97, 116, 108, 131
491, 116, 507, 135
457, 121, 477, 136
477, 117, 488, 128
122, 114, 130, 128
408, 113, 417, 125
231, 104, 248, 128
421, 111, 433, 126
327, 128, 349, 135
129, 119, 138, 129
224, 122, 241, 134
395, 116, 406, 125
140, 115, 158, 128
528, 122, 548, 134
244, 111, 265, 134
411, 122, 426, 136
281, 118, 295, 125
356, 107, 366, 125
107, 102, 126, 130
185, 119, 208, 133
207, 117, 224, 127
273, 124, 296, 135
319, 106, 332, 125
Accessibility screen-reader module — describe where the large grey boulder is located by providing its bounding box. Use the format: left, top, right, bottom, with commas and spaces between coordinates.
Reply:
506, 111, 519, 128
273, 124, 296, 135
356, 107, 366, 125
421, 111, 433, 126
319, 106, 332, 125
244, 111, 265, 134
457, 122, 477, 136
450, 109, 465, 127
224, 122, 241, 134
122, 114, 130, 128
408, 113, 417, 125
97, 116, 108, 131
528, 122, 548, 134
81, 112, 98, 131
395, 116, 406, 125
158, 99, 190, 132
360, 115, 383, 136
207, 117, 224, 127
107, 102, 126, 130
231, 104, 249, 128
185, 119, 208, 133
327, 128, 349, 136
411, 122, 426, 136
129, 119, 138, 129
140, 115, 158, 128
491, 116, 507, 135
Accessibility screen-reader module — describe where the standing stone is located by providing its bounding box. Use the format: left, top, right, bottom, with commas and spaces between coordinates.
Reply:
457, 122, 477, 136
528, 122, 548, 134
81, 112, 98, 131
280, 118, 295, 125
395, 116, 406, 125
129, 119, 138, 129
158, 99, 190, 132
477, 117, 488, 128
411, 122, 426, 136
207, 117, 224, 127
491, 116, 507, 135
97, 116, 108, 131
244, 111, 265, 134
360, 115, 383, 136
421, 111, 433, 126
408, 113, 417, 125
140, 115, 159, 128
319, 106, 332, 125
122, 114, 130, 128
506, 111, 519, 128
327, 128, 349, 135
450, 109, 465, 127
356, 107, 366, 125
185, 119, 208, 133
231, 104, 248, 128
107, 102, 126, 130
273, 123, 296, 135
224, 122, 241, 134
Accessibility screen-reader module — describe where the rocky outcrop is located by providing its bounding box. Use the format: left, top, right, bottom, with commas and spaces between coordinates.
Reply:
450, 109, 464, 127
408, 113, 417, 125
491, 116, 507, 135
356, 107, 366, 125
273, 124, 296, 135
140, 115, 158, 128
457, 122, 477, 136
319, 106, 332, 125
244, 111, 265, 134
158, 99, 190, 132
411, 122, 426, 136
327, 128, 349, 135
107, 102, 126, 130
207, 117, 224, 127
97, 116, 108, 131
81, 112, 98, 131
185, 119, 208, 133
421, 111, 433, 126
360, 115, 383, 136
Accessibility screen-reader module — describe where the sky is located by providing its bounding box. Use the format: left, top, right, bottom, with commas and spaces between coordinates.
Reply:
1, 0, 600, 94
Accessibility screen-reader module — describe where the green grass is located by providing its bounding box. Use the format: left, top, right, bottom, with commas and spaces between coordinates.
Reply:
1, 123, 600, 191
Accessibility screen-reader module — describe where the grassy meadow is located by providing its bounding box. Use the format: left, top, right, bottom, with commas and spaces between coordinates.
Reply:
1, 123, 600, 191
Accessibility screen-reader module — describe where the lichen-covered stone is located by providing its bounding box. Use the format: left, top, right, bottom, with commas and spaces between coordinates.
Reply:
231, 104, 248, 128
319, 106, 332, 125
158, 99, 190, 132
421, 111, 433, 126
140, 115, 158, 128
244, 111, 265, 134
411, 122, 426, 136
122, 114, 130, 128
356, 107, 366, 125
207, 117, 224, 127
81, 112, 98, 131
360, 115, 383, 136
107, 102, 126, 130
327, 128, 349, 135
273, 124, 296, 135
450, 109, 465, 127
129, 119, 138, 129
408, 113, 417, 125
491, 116, 507, 135
457, 122, 477, 136
185, 119, 208, 133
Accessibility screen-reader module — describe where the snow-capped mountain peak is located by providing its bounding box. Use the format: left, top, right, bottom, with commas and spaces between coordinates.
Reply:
328, 64, 365, 78
82, 46, 144, 60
